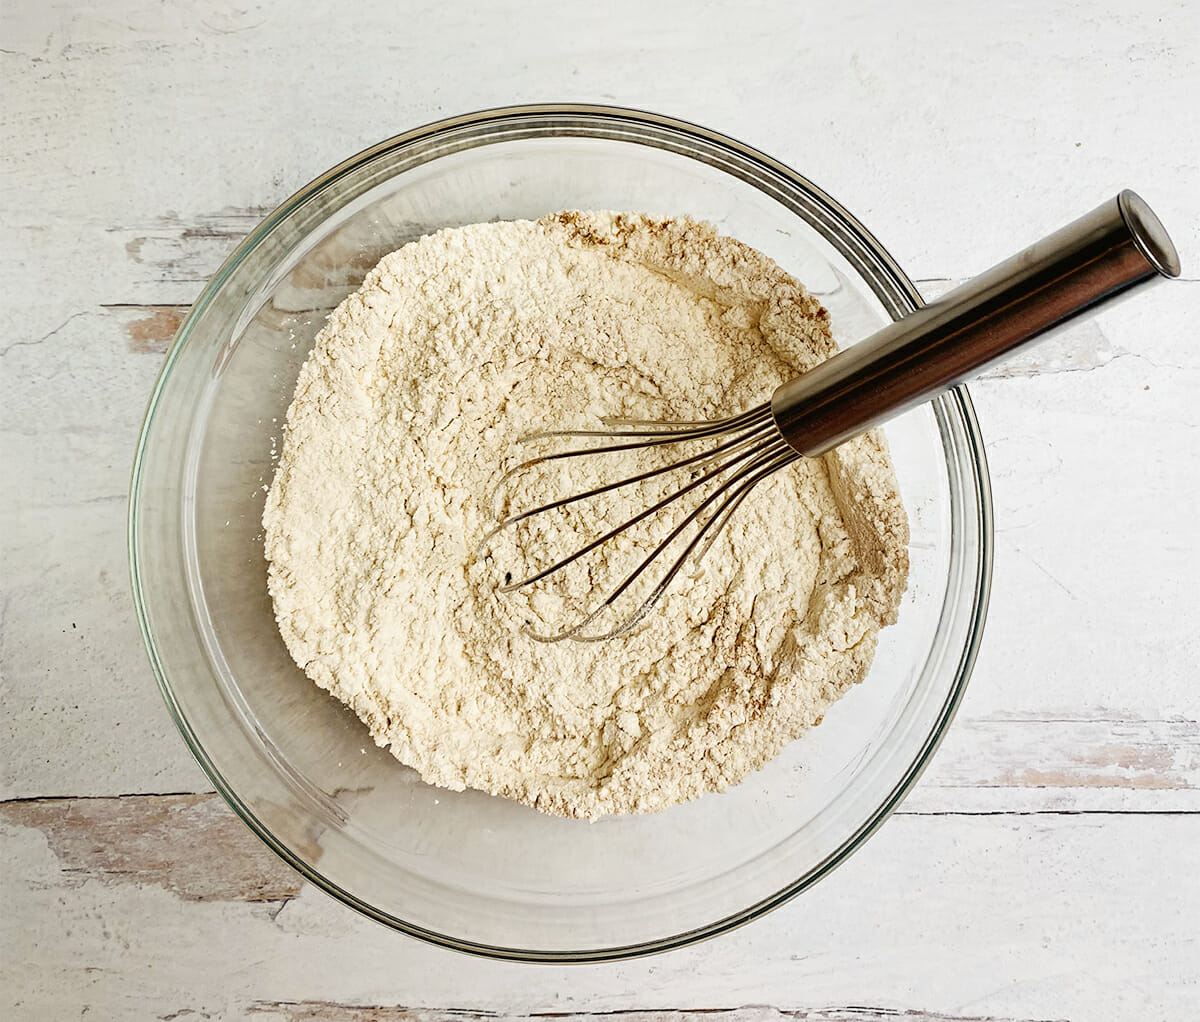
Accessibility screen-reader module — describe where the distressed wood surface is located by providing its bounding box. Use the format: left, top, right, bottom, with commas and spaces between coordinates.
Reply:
242, 1011, 1070, 1022
244, 1011, 1069, 1022
2, 0, 1199, 1019
4, 798, 1198, 1019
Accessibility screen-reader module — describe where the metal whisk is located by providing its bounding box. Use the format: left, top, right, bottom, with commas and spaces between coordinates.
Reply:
482, 191, 1179, 642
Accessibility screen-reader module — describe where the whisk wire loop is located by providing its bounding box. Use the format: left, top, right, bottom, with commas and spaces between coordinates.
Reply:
480, 403, 796, 642
527, 439, 798, 643
483, 405, 775, 545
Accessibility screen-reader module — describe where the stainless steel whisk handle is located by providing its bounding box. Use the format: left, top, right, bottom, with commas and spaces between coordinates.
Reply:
771, 190, 1181, 457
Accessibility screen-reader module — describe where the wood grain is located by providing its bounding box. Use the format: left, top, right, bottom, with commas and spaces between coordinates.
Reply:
5, 805, 1196, 1019
118, 210, 267, 271
0, 795, 301, 903
245, 1006, 1066, 1022
110, 303, 187, 354
903, 718, 1200, 814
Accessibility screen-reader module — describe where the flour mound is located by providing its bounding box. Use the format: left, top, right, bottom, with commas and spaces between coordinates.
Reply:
263, 212, 909, 819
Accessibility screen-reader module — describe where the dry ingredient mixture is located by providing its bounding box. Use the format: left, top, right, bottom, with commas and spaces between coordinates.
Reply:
263, 212, 909, 819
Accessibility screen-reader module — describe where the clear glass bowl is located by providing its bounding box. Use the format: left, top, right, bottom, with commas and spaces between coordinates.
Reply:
129, 105, 991, 961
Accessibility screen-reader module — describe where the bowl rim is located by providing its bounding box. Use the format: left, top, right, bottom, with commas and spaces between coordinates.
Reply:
129, 102, 993, 962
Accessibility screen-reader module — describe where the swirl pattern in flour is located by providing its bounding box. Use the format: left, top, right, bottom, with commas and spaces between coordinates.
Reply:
263, 212, 908, 819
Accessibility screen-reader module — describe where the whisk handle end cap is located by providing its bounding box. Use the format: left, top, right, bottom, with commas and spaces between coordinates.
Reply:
1119, 189, 1181, 279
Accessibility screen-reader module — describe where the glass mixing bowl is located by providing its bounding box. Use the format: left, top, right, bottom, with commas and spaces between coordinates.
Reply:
129, 105, 991, 961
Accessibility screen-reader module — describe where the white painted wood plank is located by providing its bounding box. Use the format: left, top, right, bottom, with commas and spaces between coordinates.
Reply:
903, 717, 1200, 814
3, 0, 1196, 277
3, 800, 1196, 1021
964, 281, 1200, 724
241, 1009, 1055, 1022
0, 306, 213, 799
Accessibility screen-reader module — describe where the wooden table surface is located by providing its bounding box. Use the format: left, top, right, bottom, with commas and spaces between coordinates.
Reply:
3, 1, 1198, 1019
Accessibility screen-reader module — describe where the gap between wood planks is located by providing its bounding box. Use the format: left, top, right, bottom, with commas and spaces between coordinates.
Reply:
240, 1004, 1070, 1022
1, 792, 1195, 913
103, 302, 188, 353
2, 791, 1197, 814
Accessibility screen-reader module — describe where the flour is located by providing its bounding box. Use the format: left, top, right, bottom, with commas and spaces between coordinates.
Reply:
262, 212, 909, 819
